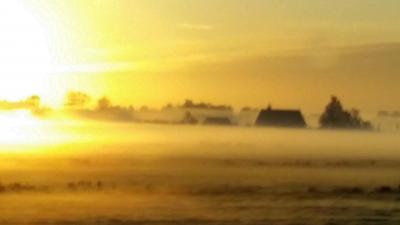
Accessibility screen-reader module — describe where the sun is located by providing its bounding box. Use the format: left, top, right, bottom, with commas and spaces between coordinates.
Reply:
0, 1, 54, 101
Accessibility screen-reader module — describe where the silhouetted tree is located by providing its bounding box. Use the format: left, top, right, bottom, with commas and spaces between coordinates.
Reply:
319, 96, 372, 129
183, 99, 194, 108
163, 103, 173, 110
140, 105, 149, 111
65, 91, 90, 108
25, 95, 41, 108
181, 99, 233, 111
241, 106, 256, 112
182, 111, 198, 124
97, 97, 111, 110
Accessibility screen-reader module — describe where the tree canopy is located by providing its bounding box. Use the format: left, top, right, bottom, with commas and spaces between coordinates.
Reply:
319, 96, 372, 130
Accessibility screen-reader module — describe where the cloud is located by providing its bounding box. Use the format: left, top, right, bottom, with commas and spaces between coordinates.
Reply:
178, 23, 215, 31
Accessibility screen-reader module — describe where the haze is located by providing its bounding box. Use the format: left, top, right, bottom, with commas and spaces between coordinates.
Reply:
0, 0, 398, 113
1, 1, 400, 224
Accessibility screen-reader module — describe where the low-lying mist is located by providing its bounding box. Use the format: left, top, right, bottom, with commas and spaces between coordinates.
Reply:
1, 121, 399, 184
1, 121, 400, 224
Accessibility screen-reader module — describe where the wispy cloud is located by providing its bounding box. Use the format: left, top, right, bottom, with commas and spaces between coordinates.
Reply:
178, 23, 215, 31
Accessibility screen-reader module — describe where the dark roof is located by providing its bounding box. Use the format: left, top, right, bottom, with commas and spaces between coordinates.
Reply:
203, 117, 232, 125
255, 108, 306, 128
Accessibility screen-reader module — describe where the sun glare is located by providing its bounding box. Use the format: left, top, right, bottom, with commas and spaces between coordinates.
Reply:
0, 110, 74, 150
0, 111, 44, 145
0, 1, 53, 101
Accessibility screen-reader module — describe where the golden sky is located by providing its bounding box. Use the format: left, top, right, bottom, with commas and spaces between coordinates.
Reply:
1, 0, 400, 112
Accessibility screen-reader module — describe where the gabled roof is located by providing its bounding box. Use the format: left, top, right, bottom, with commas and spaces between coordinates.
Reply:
255, 108, 306, 127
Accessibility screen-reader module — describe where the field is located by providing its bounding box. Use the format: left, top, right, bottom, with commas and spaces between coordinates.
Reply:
0, 123, 400, 225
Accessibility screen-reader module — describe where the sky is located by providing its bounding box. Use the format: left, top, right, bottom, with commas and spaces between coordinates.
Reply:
1, 0, 400, 113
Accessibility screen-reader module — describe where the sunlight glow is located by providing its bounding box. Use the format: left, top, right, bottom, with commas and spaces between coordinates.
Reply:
0, 111, 69, 149
0, 1, 54, 101
0, 111, 46, 145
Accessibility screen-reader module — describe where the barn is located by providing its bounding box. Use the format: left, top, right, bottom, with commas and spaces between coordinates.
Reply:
255, 107, 307, 128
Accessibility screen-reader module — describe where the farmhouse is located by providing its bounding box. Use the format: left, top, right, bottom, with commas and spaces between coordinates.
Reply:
255, 106, 306, 128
